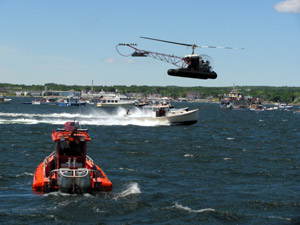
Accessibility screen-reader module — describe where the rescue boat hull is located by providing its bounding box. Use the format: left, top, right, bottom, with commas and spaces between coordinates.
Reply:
33, 154, 112, 193
32, 122, 112, 194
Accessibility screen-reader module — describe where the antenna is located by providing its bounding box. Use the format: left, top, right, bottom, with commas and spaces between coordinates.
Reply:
79, 100, 82, 129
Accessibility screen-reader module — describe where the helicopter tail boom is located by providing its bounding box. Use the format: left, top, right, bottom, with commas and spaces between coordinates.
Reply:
116, 43, 185, 67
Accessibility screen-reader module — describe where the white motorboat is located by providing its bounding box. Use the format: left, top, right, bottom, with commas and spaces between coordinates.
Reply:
32, 99, 41, 105
0, 96, 11, 103
96, 93, 136, 108
31, 98, 57, 105
278, 103, 293, 110
68, 97, 86, 106
57, 97, 86, 106
134, 105, 199, 125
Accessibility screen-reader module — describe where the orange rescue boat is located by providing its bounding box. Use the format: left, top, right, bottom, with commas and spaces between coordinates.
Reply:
33, 122, 112, 193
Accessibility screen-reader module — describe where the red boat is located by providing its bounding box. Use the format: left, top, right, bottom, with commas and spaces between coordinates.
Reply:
32, 122, 112, 193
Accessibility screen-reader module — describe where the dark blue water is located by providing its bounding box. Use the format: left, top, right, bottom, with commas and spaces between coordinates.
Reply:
0, 97, 299, 224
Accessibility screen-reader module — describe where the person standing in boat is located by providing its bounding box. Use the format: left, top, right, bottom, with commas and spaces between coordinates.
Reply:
159, 108, 165, 117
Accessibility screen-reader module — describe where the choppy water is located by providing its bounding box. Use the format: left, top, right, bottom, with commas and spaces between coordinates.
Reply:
0, 97, 299, 224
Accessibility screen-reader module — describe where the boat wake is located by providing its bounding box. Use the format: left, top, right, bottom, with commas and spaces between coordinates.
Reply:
43, 191, 78, 197
0, 108, 170, 126
42, 182, 141, 200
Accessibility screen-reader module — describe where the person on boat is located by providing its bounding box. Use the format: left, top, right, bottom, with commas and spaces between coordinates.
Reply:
60, 140, 71, 156
186, 57, 192, 70
159, 108, 165, 117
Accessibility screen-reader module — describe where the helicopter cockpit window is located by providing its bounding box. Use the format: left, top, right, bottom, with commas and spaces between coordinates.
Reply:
60, 140, 85, 156
190, 57, 199, 70
199, 58, 204, 68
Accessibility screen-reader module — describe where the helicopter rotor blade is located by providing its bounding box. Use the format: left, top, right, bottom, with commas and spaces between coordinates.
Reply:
140, 36, 194, 47
140, 36, 244, 50
195, 45, 244, 50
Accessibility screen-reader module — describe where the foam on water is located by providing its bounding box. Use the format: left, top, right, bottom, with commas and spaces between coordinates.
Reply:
114, 182, 141, 200
15, 172, 34, 177
226, 137, 235, 140
173, 203, 215, 213
267, 216, 291, 221
119, 167, 136, 172
43, 191, 77, 197
223, 157, 232, 161
0, 108, 170, 126
173, 204, 292, 222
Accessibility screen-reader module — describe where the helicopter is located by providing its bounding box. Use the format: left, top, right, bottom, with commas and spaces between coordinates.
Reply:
116, 37, 244, 80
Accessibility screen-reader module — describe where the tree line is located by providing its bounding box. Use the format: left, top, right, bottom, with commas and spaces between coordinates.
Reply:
1, 83, 300, 103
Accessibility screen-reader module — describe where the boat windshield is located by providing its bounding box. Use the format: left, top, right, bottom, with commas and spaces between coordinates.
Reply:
59, 140, 85, 156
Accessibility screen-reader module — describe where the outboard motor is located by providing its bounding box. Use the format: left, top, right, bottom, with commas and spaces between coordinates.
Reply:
57, 169, 73, 192
75, 169, 91, 193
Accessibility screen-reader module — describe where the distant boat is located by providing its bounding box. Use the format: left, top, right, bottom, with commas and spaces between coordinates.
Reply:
32, 99, 41, 105
27, 98, 58, 105
69, 97, 86, 106
220, 100, 233, 109
220, 87, 248, 109
278, 103, 293, 111
57, 99, 69, 106
57, 97, 86, 107
266, 106, 278, 111
42, 97, 57, 105
0, 96, 11, 104
250, 103, 265, 111
96, 93, 136, 108
254, 104, 265, 112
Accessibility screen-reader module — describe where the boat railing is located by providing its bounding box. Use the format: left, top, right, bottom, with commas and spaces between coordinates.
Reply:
86, 155, 94, 165
43, 151, 56, 177
49, 168, 100, 178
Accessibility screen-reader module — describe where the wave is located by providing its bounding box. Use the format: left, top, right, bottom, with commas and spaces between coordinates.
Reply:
43, 191, 77, 197
119, 167, 136, 172
184, 154, 194, 158
0, 109, 170, 126
173, 203, 215, 213
15, 172, 34, 177
173, 203, 292, 222
113, 182, 141, 200
0, 112, 90, 118
226, 137, 235, 140
223, 157, 232, 161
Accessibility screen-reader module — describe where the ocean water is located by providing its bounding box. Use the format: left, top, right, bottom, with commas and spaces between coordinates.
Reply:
0, 97, 299, 224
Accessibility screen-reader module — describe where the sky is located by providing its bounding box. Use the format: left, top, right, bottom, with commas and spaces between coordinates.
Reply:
0, 0, 300, 87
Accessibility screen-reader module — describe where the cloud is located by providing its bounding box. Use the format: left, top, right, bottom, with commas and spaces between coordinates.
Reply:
275, 0, 300, 13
